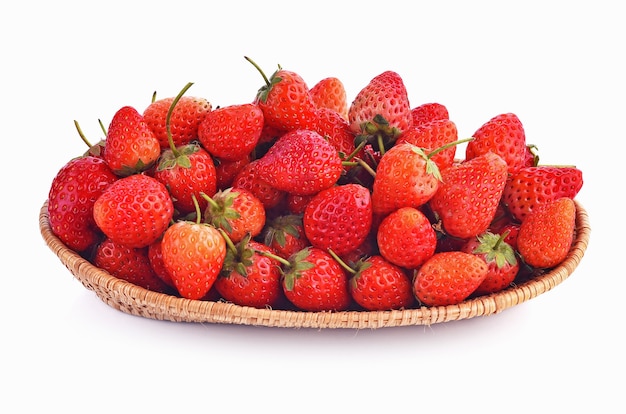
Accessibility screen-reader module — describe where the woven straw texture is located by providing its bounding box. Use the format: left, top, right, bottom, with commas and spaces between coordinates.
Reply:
40, 200, 590, 329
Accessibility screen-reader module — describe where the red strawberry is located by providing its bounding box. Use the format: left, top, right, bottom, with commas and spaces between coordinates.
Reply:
348, 71, 412, 152
104, 106, 161, 176
348, 255, 415, 311
313, 107, 357, 159
261, 214, 310, 260
371, 142, 440, 215
429, 152, 509, 239
285, 193, 314, 215
303, 183, 373, 256
203, 187, 266, 244
153, 143, 217, 215
160, 220, 227, 300
143, 95, 212, 148
232, 159, 286, 209
281, 246, 351, 311
413, 251, 489, 306
147, 238, 176, 289
214, 155, 251, 191
461, 231, 519, 296
310, 76, 349, 121
93, 174, 174, 248
466, 113, 527, 174
247, 57, 318, 131
47, 155, 117, 253
254, 129, 343, 196
376, 206, 437, 269
198, 103, 264, 161
214, 237, 283, 309
397, 118, 459, 171
410, 102, 449, 127
502, 165, 583, 222
517, 197, 576, 269
93, 237, 172, 293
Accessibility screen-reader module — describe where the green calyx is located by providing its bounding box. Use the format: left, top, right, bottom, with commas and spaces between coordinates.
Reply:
472, 231, 517, 268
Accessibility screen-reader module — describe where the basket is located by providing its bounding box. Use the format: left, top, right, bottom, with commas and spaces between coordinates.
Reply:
39, 200, 591, 329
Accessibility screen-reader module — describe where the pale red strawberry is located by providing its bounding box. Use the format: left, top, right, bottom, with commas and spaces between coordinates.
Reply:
303, 183, 373, 256
466, 113, 527, 174
104, 106, 161, 176
197, 103, 264, 161
397, 118, 459, 171
261, 214, 310, 260
376, 206, 437, 269
410, 102, 449, 127
203, 187, 266, 244
517, 197, 576, 268
310, 76, 349, 121
143, 95, 212, 148
413, 251, 489, 306
429, 152, 509, 239
254, 129, 343, 196
502, 165, 583, 222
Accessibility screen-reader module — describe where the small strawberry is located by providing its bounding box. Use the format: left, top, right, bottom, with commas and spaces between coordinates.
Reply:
429, 152, 509, 239
147, 238, 176, 289
502, 165, 583, 222
461, 231, 520, 296
47, 155, 118, 253
281, 246, 351, 312
517, 197, 576, 269
143, 95, 212, 148
254, 129, 343, 196
198, 103, 264, 161
348, 255, 415, 311
376, 206, 437, 269
466, 113, 527, 174
93, 237, 172, 293
104, 106, 161, 177
397, 118, 459, 171
93, 173, 174, 248
310, 76, 349, 121
313, 107, 357, 159
261, 214, 310, 260
303, 183, 373, 256
410, 102, 449, 127
232, 159, 286, 209
413, 251, 489, 307
214, 155, 251, 191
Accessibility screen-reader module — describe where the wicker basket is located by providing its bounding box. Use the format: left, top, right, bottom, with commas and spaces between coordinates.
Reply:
39, 200, 591, 329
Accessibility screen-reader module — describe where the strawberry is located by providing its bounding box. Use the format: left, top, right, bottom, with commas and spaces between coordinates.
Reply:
197, 103, 264, 161
397, 118, 459, 171
466, 113, 527, 174
348, 255, 415, 311
232, 159, 286, 209
214, 236, 283, 309
502, 165, 583, 222
247, 57, 318, 131
285, 193, 314, 215
348, 70, 412, 152
413, 251, 489, 307
376, 206, 437, 269
461, 231, 519, 295
303, 183, 373, 256
410, 102, 449, 127
371, 142, 440, 215
47, 155, 118, 253
160, 219, 227, 300
93, 173, 174, 248
147, 238, 176, 289
254, 129, 343, 196
93, 237, 172, 293
313, 107, 357, 159
429, 152, 509, 239
104, 106, 161, 177
281, 246, 351, 311
310, 76, 349, 121
214, 155, 251, 191
261, 214, 310, 260
517, 197, 576, 269
203, 187, 266, 244
143, 95, 212, 148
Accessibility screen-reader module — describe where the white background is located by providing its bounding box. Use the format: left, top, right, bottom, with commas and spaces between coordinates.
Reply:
2, 1, 623, 413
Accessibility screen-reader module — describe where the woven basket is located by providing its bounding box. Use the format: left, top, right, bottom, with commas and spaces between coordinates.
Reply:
39, 200, 591, 329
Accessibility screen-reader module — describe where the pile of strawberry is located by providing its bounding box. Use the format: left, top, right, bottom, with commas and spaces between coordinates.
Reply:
47, 57, 583, 312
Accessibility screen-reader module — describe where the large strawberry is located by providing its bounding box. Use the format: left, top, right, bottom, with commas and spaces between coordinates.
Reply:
413, 251, 489, 307
93, 173, 174, 248
466, 113, 527, 174
517, 197, 576, 269
303, 183, 373, 256
47, 155, 118, 253
502, 165, 583, 222
429, 151, 509, 239
310, 76, 349, 121
104, 106, 161, 177
197, 103, 264, 161
254, 129, 343, 196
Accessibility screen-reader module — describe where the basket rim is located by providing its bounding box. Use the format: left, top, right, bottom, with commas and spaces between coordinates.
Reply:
39, 200, 591, 329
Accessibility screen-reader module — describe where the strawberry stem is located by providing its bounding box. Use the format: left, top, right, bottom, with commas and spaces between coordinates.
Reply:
73, 120, 93, 148
244, 56, 271, 87
327, 249, 356, 275
166, 82, 194, 156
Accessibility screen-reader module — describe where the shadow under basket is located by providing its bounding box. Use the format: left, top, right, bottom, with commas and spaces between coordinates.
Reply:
39, 200, 591, 329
